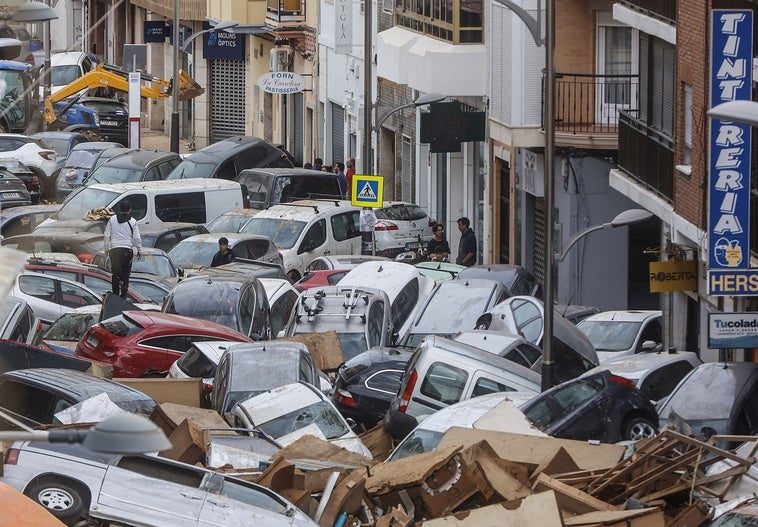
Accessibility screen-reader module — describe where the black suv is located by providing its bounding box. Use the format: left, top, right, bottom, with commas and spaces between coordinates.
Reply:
236, 167, 343, 209
77, 96, 129, 146
166, 136, 293, 181
84, 149, 182, 185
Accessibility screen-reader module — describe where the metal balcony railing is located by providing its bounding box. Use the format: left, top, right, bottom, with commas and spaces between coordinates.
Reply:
619, 0, 676, 24
617, 110, 674, 201
542, 72, 639, 135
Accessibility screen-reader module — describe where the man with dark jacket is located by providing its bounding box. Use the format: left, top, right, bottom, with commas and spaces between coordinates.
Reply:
211, 237, 235, 267
456, 217, 477, 267
104, 201, 142, 298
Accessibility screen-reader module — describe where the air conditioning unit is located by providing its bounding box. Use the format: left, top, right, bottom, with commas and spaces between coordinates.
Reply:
270, 48, 291, 72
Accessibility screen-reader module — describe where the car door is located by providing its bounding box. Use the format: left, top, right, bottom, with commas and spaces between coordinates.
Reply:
137, 334, 195, 372
15, 273, 64, 324
331, 210, 361, 255
197, 473, 295, 527
97, 455, 205, 526
537, 376, 608, 441
55, 277, 101, 309
294, 218, 328, 272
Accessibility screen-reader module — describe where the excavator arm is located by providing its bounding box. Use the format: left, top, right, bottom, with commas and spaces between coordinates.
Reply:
43, 63, 204, 125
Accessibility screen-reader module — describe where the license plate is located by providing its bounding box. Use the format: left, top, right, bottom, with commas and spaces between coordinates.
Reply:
2, 192, 21, 199
101, 120, 119, 126
86, 335, 99, 347
404, 241, 421, 250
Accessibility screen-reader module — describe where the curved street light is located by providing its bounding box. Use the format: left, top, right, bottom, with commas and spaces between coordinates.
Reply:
181, 20, 239, 53
557, 208, 655, 262
0, 413, 171, 454
708, 100, 758, 127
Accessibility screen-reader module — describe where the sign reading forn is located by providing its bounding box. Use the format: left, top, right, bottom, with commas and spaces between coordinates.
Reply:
258, 72, 306, 94
351, 175, 384, 208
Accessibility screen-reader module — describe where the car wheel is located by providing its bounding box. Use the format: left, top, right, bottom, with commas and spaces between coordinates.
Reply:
26, 478, 89, 526
32, 167, 55, 202
287, 269, 301, 283
623, 416, 657, 441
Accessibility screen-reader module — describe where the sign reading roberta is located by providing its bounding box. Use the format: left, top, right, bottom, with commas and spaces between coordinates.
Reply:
351, 175, 384, 208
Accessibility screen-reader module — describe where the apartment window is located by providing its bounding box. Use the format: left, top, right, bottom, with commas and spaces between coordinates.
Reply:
384, 0, 393, 13
395, 0, 482, 43
639, 34, 675, 137
683, 83, 692, 165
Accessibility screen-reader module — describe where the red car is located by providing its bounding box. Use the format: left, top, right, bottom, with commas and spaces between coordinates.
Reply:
293, 269, 350, 292
76, 310, 251, 377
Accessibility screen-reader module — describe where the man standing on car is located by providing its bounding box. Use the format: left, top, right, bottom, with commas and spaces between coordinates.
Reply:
104, 201, 141, 298
211, 237, 235, 267
456, 217, 477, 267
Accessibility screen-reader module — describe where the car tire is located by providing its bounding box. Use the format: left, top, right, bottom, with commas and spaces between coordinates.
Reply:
26, 478, 89, 526
623, 416, 657, 441
33, 167, 55, 202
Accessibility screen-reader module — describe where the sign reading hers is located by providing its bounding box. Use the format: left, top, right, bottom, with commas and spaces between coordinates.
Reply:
258, 72, 306, 94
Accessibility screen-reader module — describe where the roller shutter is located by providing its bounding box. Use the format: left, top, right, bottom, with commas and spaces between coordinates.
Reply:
210, 59, 246, 142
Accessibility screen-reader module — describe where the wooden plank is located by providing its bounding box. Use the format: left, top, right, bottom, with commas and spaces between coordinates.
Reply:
533, 473, 617, 515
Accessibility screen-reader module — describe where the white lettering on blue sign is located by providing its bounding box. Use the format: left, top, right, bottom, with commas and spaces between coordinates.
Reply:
708, 10, 753, 291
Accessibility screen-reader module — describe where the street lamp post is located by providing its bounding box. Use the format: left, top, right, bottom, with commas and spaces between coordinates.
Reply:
11, 0, 58, 132
0, 413, 171, 454
180, 20, 239, 53
557, 209, 654, 263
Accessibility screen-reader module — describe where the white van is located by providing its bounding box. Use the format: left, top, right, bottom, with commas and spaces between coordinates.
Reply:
38, 179, 245, 229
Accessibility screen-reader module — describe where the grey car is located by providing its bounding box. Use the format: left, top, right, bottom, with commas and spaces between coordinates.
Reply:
54, 142, 123, 202
167, 232, 282, 270
84, 149, 182, 186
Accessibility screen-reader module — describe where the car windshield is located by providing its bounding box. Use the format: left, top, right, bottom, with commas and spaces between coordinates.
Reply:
43, 311, 98, 341
240, 218, 306, 249
37, 137, 69, 157
130, 281, 168, 303
390, 429, 444, 460
86, 165, 142, 185
51, 65, 81, 86
131, 254, 176, 277
168, 240, 218, 268
205, 214, 250, 234
258, 400, 349, 440
66, 150, 100, 169
165, 283, 240, 329
82, 100, 124, 113
167, 159, 214, 179
337, 333, 370, 362
577, 320, 642, 351
56, 187, 119, 220
177, 346, 216, 378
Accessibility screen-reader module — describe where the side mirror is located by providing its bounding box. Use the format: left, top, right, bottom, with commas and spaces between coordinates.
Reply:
177, 268, 184, 277
345, 417, 359, 431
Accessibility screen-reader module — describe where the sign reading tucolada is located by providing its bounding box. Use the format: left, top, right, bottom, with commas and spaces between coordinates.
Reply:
258, 72, 306, 94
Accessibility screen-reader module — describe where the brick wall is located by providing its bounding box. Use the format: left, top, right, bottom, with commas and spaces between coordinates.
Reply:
674, 0, 708, 229
556, 0, 595, 74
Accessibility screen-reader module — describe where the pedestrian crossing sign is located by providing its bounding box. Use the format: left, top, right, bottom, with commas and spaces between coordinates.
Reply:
351, 174, 384, 208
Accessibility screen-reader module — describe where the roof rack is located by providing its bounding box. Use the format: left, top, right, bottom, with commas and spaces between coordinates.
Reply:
297, 286, 373, 322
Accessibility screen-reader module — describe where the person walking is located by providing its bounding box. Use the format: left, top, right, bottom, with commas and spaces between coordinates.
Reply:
427, 224, 451, 262
104, 201, 141, 298
211, 237, 235, 267
334, 162, 347, 197
345, 157, 356, 195
456, 217, 477, 267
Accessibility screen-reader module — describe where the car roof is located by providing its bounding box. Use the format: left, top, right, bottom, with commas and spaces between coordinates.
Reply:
175, 233, 273, 245
50, 51, 88, 64
85, 178, 241, 193
253, 200, 357, 220
1, 368, 153, 403
240, 167, 335, 177
585, 351, 702, 380
77, 96, 128, 106
580, 310, 662, 324
99, 149, 179, 168
0, 204, 60, 221
70, 142, 123, 153
137, 222, 206, 235
338, 261, 435, 300
120, 309, 249, 336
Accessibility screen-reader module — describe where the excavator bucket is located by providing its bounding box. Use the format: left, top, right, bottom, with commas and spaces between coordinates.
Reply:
177, 69, 205, 101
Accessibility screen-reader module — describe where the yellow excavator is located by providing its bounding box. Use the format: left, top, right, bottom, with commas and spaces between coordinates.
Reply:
43, 63, 204, 126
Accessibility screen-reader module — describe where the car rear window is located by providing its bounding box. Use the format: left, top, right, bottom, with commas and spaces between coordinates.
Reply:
375, 205, 427, 221
99, 313, 143, 337
420, 362, 468, 405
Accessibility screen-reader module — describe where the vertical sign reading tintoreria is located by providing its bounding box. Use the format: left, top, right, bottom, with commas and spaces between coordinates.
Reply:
335, 0, 352, 54
708, 10, 754, 296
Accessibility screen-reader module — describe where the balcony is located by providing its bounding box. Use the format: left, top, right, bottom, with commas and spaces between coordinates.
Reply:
542, 72, 639, 149
618, 0, 676, 25
617, 110, 674, 201
267, 0, 305, 23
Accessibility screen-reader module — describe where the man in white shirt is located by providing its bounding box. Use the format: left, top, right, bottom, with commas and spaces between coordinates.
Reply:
103, 201, 142, 298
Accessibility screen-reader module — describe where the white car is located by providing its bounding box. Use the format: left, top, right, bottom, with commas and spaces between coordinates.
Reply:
582, 351, 702, 404
234, 382, 372, 458
42, 51, 95, 96
259, 277, 299, 337
576, 310, 663, 362
168, 339, 236, 386
2, 440, 317, 527
369, 202, 436, 257
239, 200, 363, 281
0, 134, 58, 200
12, 271, 102, 327
388, 391, 543, 461
305, 254, 390, 272
338, 261, 436, 344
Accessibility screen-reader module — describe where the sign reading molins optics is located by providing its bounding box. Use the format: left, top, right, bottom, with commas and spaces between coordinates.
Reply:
202, 24, 244, 61
708, 10, 753, 295
258, 72, 306, 94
